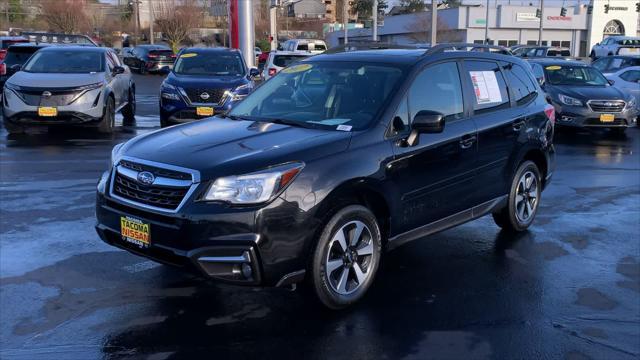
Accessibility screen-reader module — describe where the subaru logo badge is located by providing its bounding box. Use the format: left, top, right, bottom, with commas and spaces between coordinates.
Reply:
605, 102, 614, 107
42, 91, 52, 98
200, 92, 210, 100
137, 171, 155, 185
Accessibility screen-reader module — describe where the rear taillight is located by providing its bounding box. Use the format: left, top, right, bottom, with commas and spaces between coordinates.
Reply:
0, 63, 6, 76
0, 50, 6, 61
148, 54, 158, 59
268, 68, 277, 76
544, 104, 555, 124
170, 54, 176, 58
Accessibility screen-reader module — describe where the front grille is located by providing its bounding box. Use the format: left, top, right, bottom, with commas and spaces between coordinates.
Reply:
112, 172, 190, 210
588, 100, 626, 113
16, 88, 85, 106
119, 159, 191, 181
183, 88, 227, 104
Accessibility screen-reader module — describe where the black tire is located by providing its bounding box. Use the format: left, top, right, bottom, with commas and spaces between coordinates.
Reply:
493, 161, 542, 232
122, 87, 136, 125
309, 205, 382, 309
98, 97, 115, 134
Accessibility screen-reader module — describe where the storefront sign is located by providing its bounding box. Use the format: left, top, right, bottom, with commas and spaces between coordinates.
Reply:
516, 13, 539, 22
608, 6, 628, 11
547, 16, 572, 21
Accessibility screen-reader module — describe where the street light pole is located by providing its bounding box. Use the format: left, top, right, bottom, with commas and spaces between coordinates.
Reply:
149, 1, 154, 44
484, 0, 490, 44
372, 0, 378, 41
431, 0, 437, 45
538, 0, 544, 45
343, 0, 348, 44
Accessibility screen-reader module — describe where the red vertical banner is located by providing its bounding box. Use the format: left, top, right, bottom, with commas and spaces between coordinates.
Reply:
228, 0, 240, 49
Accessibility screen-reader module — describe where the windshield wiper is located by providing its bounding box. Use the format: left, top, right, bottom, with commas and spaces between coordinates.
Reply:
262, 118, 313, 128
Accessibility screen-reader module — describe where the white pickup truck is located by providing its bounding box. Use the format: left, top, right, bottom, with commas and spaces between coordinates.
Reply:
590, 36, 640, 59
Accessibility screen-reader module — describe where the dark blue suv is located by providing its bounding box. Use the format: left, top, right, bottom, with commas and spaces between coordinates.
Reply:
159, 48, 259, 127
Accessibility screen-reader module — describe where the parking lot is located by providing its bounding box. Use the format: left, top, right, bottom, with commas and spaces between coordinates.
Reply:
0, 73, 638, 359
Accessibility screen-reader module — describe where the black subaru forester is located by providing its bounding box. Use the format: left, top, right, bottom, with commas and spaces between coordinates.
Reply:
96, 45, 555, 309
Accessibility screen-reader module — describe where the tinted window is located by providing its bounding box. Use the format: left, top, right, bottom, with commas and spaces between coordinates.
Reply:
106, 53, 115, 72
547, 49, 570, 56
273, 54, 308, 67
297, 44, 309, 51
230, 62, 404, 131
3, 47, 40, 66
314, 43, 327, 51
464, 60, 510, 114
502, 63, 537, 106
408, 62, 464, 122
392, 97, 409, 134
174, 52, 244, 76
620, 70, 640, 82
592, 58, 609, 71
22, 50, 105, 73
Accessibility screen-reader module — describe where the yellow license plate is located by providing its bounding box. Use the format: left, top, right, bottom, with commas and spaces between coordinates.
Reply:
120, 216, 150, 248
196, 107, 214, 116
38, 107, 57, 117
600, 114, 615, 122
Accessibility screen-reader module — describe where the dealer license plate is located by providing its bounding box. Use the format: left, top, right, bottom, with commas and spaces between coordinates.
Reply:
196, 107, 214, 116
600, 114, 615, 123
120, 216, 150, 248
38, 107, 57, 117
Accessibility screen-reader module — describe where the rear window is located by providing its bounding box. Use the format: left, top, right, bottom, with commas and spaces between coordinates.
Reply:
273, 55, 308, 67
149, 50, 174, 58
1, 39, 28, 49
3, 47, 40, 66
314, 43, 327, 51
297, 44, 308, 51
617, 39, 640, 45
547, 49, 570, 56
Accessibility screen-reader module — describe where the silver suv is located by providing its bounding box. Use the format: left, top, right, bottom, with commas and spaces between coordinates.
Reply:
2, 46, 135, 134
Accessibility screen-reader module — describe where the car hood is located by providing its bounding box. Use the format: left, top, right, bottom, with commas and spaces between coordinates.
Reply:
166, 72, 248, 90
545, 84, 628, 101
7, 71, 105, 88
120, 117, 352, 180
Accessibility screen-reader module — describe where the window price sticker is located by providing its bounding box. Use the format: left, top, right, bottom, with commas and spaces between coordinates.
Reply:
469, 71, 503, 104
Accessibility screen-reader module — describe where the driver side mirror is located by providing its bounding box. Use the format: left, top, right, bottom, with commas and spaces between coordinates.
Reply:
607, 79, 615, 85
249, 67, 260, 78
112, 66, 125, 75
537, 76, 545, 86
405, 110, 445, 147
10, 64, 21, 72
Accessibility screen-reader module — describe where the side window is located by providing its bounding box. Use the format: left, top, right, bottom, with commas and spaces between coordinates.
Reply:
464, 60, 510, 114
407, 62, 464, 122
608, 58, 624, 71
391, 97, 409, 135
620, 70, 640, 82
107, 51, 121, 67
106, 54, 115, 72
531, 63, 544, 82
502, 62, 538, 106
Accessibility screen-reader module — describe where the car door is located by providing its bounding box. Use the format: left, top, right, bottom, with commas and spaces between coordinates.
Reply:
109, 50, 128, 105
387, 61, 478, 234
105, 53, 122, 106
617, 68, 640, 106
461, 59, 523, 204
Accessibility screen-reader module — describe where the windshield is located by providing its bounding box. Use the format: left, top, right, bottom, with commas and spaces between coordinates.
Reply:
229, 62, 405, 131
3, 48, 39, 66
273, 54, 308, 67
22, 50, 104, 73
544, 65, 608, 86
174, 52, 244, 76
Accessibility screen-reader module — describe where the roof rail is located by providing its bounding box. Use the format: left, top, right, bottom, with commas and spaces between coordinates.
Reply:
425, 43, 512, 56
325, 41, 427, 54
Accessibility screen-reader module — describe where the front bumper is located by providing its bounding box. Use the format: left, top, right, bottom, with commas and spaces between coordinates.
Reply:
95, 178, 314, 287
3, 86, 104, 127
146, 61, 174, 72
160, 98, 237, 125
552, 101, 638, 128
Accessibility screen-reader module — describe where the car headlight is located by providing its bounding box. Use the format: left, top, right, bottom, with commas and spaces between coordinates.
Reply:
627, 97, 637, 109
111, 142, 125, 165
225, 83, 252, 101
558, 94, 583, 106
202, 162, 304, 204
160, 83, 180, 101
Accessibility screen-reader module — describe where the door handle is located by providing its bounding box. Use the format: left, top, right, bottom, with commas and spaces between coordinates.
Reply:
512, 120, 526, 131
459, 135, 476, 149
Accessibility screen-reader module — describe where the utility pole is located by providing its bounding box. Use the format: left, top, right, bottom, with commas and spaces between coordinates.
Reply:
431, 0, 437, 45
132, 0, 139, 45
484, 0, 490, 44
149, 1, 154, 44
343, 0, 348, 44
269, 6, 277, 50
372, 0, 378, 41
538, 0, 544, 45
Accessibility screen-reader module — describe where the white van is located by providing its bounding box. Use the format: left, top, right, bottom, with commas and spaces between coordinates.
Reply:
282, 39, 327, 54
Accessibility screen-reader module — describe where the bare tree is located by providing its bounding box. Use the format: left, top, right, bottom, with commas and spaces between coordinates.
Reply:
405, 13, 460, 44
40, 0, 88, 34
153, 0, 204, 52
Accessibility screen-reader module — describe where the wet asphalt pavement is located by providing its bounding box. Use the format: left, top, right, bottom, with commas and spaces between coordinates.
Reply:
1, 74, 639, 359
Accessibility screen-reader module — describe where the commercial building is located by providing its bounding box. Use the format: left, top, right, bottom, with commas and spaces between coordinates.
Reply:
326, 0, 640, 57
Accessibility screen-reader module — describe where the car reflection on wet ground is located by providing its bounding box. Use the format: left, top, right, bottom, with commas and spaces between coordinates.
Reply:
0, 75, 638, 359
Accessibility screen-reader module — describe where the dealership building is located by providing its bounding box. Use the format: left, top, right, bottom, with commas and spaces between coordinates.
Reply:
326, 0, 640, 57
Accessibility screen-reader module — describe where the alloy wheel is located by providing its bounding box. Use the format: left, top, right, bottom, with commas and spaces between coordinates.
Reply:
325, 220, 374, 295
515, 170, 538, 223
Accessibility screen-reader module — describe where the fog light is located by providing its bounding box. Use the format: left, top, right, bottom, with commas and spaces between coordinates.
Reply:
560, 116, 574, 122
241, 263, 252, 279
